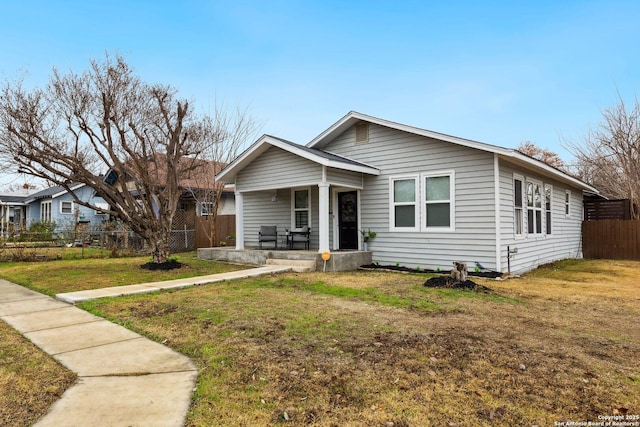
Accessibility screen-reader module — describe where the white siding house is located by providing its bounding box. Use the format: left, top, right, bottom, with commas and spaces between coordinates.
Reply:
216, 112, 597, 274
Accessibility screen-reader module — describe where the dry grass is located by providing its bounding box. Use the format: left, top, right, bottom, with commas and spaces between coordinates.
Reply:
77, 259, 640, 426
0, 320, 76, 427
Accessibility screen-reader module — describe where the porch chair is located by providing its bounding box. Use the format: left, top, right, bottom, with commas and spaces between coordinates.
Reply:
258, 226, 278, 249
288, 226, 311, 250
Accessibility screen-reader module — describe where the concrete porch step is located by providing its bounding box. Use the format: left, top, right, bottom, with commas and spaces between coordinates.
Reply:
266, 258, 316, 272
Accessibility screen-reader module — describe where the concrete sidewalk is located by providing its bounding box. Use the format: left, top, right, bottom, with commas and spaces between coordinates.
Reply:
56, 264, 292, 304
0, 264, 294, 426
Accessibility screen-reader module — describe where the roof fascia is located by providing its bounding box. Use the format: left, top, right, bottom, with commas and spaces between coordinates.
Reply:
308, 111, 595, 193
216, 135, 379, 183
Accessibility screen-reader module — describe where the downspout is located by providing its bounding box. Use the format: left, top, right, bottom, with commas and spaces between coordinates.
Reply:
494, 154, 502, 272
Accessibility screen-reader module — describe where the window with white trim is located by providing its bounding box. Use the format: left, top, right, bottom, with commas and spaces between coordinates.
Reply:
565, 190, 571, 216
423, 172, 454, 230
41, 201, 52, 222
60, 201, 73, 214
544, 184, 552, 235
526, 180, 542, 234
200, 201, 214, 216
514, 176, 524, 236
390, 176, 418, 230
292, 188, 310, 228
94, 202, 109, 216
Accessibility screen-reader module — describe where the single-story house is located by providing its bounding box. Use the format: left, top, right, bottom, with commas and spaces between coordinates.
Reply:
0, 186, 36, 236
25, 183, 108, 231
215, 111, 597, 274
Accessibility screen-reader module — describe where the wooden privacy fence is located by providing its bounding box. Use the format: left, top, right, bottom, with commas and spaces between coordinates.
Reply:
582, 219, 640, 260
195, 214, 235, 249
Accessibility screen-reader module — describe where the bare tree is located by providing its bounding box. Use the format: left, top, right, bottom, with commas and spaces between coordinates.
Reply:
0, 54, 207, 264
183, 107, 259, 247
568, 94, 640, 218
517, 141, 566, 170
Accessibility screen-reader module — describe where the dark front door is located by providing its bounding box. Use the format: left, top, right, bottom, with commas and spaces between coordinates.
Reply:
338, 191, 358, 250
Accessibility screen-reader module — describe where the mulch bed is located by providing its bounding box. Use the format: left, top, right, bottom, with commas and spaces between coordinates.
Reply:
359, 263, 502, 278
423, 276, 493, 292
140, 260, 184, 271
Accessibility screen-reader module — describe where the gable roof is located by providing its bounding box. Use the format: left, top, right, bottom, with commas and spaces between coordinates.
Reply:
308, 111, 597, 193
27, 183, 86, 201
216, 134, 380, 182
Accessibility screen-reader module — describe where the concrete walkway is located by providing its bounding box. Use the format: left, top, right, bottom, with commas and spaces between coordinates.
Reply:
0, 264, 292, 426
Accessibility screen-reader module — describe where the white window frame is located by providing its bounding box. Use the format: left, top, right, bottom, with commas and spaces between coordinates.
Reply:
544, 184, 553, 235
291, 187, 311, 229
565, 190, 571, 217
421, 170, 455, 232
389, 175, 419, 232
41, 201, 52, 222
94, 202, 109, 216
200, 201, 214, 216
513, 174, 524, 237
60, 201, 74, 215
526, 179, 543, 235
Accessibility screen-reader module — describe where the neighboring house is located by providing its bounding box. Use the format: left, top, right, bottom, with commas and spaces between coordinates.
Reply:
25, 183, 108, 232
0, 186, 36, 236
216, 111, 598, 274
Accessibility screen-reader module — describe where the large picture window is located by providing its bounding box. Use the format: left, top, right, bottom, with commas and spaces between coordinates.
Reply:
390, 177, 418, 230
423, 172, 453, 229
293, 189, 310, 228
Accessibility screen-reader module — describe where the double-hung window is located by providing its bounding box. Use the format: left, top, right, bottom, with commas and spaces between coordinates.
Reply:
293, 188, 310, 228
544, 184, 552, 235
423, 172, 454, 230
60, 201, 73, 214
390, 172, 454, 232
390, 176, 418, 231
200, 201, 214, 216
514, 176, 524, 236
526, 180, 543, 234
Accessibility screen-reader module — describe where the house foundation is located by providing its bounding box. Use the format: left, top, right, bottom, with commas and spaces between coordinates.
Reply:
197, 247, 371, 272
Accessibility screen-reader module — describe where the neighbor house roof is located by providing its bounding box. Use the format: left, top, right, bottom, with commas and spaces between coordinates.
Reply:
216, 134, 380, 182
105, 155, 227, 191
307, 111, 597, 193
27, 183, 86, 202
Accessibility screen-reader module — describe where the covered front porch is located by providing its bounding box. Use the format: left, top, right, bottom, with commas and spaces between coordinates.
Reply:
198, 246, 372, 272
212, 134, 380, 271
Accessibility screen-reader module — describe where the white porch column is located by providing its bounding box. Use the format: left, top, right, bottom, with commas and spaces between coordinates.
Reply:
318, 182, 330, 253
235, 191, 245, 250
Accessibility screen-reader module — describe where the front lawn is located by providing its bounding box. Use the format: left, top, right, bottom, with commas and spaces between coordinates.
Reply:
1, 258, 639, 426
0, 252, 249, 295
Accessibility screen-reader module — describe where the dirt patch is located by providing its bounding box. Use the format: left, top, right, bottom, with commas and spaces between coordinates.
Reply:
423, 276, 494, 292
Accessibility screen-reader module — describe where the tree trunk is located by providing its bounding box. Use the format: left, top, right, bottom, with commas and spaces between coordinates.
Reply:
150, 235, 171, 264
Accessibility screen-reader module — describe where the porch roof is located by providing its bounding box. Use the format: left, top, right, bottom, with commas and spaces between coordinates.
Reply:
216, 135, 380, 183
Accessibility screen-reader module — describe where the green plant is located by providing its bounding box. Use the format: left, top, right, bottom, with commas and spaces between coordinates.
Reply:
395, 262, 401, 267
360, 228, 377, 242
416, 266, 421, 271
474, 266, 480, 273
436, 267, 441, 273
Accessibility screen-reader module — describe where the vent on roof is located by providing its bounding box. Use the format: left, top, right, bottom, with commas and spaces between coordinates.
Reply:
355, 123, 369, 143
